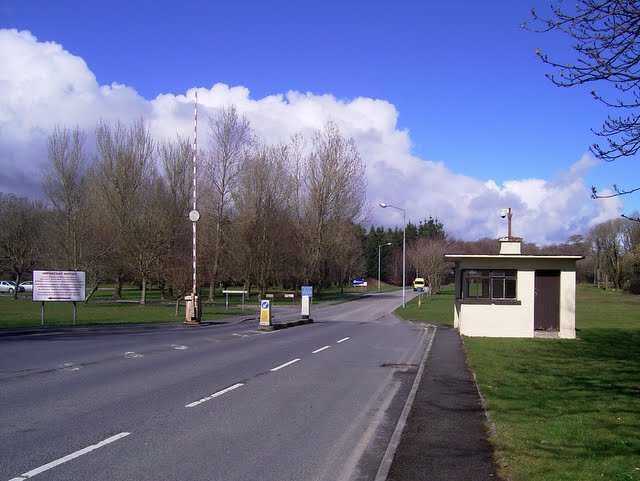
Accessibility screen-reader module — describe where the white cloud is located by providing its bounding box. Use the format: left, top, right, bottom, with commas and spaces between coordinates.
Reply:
0, 29, 624, 245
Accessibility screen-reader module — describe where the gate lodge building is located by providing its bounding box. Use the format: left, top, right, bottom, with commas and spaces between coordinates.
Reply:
445, 238, 582, 339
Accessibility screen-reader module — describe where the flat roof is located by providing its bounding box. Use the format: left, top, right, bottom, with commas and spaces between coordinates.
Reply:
445, 254, 584, 261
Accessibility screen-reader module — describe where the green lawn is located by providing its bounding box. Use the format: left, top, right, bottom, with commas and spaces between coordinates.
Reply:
397, 284, 640, 481
0, 295, 250, 328
393, 283, 455, 325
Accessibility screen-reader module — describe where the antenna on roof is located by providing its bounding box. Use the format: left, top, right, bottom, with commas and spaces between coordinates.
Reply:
500, 208, 513, 240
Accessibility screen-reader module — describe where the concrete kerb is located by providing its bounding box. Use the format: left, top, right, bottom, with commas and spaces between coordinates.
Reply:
258, 318, 314, 331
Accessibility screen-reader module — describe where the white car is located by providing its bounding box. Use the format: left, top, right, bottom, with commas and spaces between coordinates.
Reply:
0, 280, 18, 293
19, 281, 33, 292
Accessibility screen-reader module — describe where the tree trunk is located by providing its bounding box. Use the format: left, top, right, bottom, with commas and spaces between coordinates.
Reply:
112, 276, 123, 300
12, 273, 21, 300
140, 277, 146, 306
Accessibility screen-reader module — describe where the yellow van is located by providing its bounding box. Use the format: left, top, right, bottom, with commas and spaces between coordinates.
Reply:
413, 278, 425, 291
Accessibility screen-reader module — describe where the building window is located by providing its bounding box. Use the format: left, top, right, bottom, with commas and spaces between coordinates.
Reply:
462, 269, 517, 300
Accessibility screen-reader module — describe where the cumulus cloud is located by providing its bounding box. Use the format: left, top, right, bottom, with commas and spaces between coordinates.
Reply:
0, 29, 623, 245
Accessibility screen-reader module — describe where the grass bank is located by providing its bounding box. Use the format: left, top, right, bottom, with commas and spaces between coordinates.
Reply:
398, 284, 640, 481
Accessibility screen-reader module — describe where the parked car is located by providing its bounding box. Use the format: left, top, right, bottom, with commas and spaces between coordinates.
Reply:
19, 281, 33, 292
0, 280, 19, 293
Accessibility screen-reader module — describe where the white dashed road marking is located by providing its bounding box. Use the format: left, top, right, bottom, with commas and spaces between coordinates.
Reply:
270, 359, 301, 372
185, 383, 244, 408
7, 432, 130, 481
171, 344, 188, 350
185, 336, 352, 409
124, 352, 143, 359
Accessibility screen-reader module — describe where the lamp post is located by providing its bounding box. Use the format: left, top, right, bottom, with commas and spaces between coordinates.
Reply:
380, 203, 406, 308
378, 242, 392, 292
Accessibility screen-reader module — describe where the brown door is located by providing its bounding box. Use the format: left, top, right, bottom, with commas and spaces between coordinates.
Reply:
534, 270, 560, 330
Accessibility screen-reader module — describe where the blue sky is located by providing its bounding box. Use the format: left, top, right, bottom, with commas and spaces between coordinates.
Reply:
0, 0, 637, 243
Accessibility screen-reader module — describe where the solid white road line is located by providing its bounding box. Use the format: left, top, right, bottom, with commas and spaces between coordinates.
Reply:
312, 346, 331, 354
270, 358, 301, 372
8, 432, 131, 481
337, 337, 350, 343
185, 383, 244, 408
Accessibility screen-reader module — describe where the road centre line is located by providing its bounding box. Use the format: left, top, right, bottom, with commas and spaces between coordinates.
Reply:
7, 432, 130, 481
337, 337, 350, 343
185, 383, 244, 408
187, 339, 349, 408
270, 359, 301, 372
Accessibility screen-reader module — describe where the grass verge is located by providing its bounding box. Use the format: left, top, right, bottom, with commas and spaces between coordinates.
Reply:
393, 284, 455, 325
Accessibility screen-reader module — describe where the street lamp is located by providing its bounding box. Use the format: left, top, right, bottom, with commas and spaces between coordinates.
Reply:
378, 242, 392, 292
380, 203, 406, 308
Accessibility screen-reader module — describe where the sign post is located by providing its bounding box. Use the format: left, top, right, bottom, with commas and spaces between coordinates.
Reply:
301, 285, 313, 320
33, 270, 86, 325
352, 278, 368, 290
260, 299, 271, 327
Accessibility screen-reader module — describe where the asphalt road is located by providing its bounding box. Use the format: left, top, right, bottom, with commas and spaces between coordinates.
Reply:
0, 290, 432, 481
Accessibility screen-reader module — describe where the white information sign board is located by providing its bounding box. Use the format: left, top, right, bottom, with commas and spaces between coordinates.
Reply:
33, 270, 86, 302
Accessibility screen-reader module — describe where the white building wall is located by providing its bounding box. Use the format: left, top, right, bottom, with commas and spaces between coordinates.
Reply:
560, 270, 577, 339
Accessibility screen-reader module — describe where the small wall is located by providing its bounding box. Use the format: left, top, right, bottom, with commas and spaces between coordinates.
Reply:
457, 302, 532, 337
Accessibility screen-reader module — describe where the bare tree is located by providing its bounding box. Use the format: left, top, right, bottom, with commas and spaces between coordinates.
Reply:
43, 126, 89, 270
589, 219, 625, 289
301, 122, 367, 288
128, 175, 176, 305
159, 136, 192, 224
525, 1, 640, 218
203, 105, 253, 301
232, 142, 293, 298
329, 222, 366, 293
0, 194, 45, 298
93, 118, 156, 302
407, 237, 451, 295
157, 136, 193, 300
